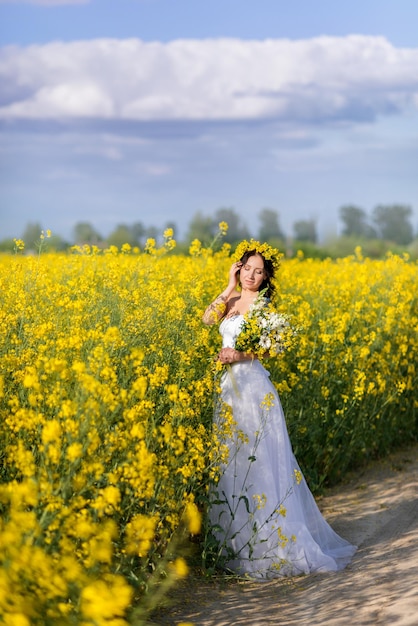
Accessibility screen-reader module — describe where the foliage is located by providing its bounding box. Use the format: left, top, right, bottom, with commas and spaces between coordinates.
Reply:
21, 222, 44, 251
258, 208, 285, 242
339, 205, 377, 239
322, 235, 418, 261
73, 221, 103, 245
269, 247, 418, 489
10, 202, 418, 256
213, 208, 250, 244
293, 219, 317, 243
0, 233, 417, 623
185, 210, 217, 245
372, 204, 414, 245
0, 236, 222, 625
106, 223, 139, 248
339, 203, 415, 245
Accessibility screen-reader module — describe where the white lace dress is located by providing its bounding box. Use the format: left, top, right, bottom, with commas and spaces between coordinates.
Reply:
209, 314, 357, 579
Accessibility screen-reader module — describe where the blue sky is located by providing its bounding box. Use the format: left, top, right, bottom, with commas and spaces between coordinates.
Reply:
1, 0, 418, 243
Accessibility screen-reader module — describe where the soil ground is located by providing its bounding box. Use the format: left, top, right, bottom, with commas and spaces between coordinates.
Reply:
150, 442, 418, 626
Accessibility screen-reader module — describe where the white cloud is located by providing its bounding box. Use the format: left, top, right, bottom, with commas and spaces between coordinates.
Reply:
0, 36, 417, 126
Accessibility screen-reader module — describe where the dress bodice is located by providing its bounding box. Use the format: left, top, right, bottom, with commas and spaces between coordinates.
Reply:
219, 315, 244, 349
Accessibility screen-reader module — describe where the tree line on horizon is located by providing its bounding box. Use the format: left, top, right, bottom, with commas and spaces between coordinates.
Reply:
4, 203, 417, 258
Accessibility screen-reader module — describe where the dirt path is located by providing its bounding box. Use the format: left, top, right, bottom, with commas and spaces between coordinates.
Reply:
152, 443, 418, 625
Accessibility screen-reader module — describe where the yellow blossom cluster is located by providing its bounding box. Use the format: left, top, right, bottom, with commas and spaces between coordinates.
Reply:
271, 250, 417, 488
0, 241, 223, 624
232, 238, 283, 269
0, 234, 416, 623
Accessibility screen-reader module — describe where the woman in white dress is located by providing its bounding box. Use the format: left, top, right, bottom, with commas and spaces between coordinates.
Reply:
202, 241, 356, 579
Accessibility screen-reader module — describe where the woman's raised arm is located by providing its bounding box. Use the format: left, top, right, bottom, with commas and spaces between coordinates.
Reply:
202, 261, 242, 325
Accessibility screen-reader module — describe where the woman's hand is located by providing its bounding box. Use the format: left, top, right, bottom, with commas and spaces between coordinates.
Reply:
218, 347, 241, 364
218, 347, 256, 364
227, 261, 242, 290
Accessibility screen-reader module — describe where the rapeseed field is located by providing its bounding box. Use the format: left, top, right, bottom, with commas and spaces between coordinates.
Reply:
0, 231, 416, 624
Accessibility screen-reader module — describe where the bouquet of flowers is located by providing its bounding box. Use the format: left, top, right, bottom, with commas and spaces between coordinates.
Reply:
235, 293, 294, 359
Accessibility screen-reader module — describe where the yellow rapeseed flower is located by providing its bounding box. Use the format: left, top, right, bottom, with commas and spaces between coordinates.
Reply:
41, 420, 62, 445
172, 557, 189, 578
124, 514, 158, 557
183, 500, 201, 535
81, 575, 133, 621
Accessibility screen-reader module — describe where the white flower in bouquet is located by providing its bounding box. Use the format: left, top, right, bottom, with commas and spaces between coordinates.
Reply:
235, 293, 295, 358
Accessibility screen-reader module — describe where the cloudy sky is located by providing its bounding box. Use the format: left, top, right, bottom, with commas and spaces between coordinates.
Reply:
1, 0, 418, 243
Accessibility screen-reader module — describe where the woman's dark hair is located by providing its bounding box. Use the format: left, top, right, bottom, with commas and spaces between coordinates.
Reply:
239, 249, 276, 299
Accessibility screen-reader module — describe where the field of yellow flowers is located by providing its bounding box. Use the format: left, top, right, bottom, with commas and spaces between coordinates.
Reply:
0, 234, 417, 625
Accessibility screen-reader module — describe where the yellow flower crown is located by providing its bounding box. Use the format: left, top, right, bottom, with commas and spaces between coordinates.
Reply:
232, 239, 282, 270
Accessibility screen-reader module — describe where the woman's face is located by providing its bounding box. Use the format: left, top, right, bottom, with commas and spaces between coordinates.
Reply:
239, 253, 266, 291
